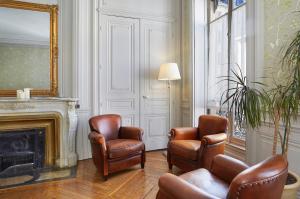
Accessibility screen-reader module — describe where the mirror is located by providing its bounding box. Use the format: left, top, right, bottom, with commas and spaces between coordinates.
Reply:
0, 1, 58, 97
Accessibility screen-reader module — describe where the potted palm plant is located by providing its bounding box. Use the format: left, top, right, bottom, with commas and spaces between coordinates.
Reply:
220, 30, 300, 199
219, 65, 266, 130
220, 68, 300, 199
265, 81, 300, 198
270, 30, 300, 199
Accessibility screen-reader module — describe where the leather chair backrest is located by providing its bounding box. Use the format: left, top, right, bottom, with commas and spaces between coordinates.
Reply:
89, 114, 121, 141
227, 155, 288, 199
198, 115, 228, 139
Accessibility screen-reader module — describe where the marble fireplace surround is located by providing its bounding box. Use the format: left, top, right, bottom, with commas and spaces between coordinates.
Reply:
0, 97, 78, 168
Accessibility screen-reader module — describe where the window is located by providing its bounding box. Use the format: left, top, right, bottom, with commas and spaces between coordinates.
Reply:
207, 0, 246, 146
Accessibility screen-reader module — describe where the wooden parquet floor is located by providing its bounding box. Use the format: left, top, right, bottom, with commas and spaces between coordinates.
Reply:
0, 151, 181, 199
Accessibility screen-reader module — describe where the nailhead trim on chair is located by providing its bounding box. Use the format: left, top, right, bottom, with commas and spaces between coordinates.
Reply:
234, 168, 288, 199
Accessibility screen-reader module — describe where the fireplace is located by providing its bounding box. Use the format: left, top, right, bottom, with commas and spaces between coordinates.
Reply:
0, 98, 78, 188
0, 114, 60, 168
0, 128, 46, 180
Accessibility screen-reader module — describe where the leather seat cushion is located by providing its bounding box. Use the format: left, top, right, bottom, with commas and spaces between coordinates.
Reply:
169, 140, 201, 161
180, 168, 229, 199
107, 139, 144, 159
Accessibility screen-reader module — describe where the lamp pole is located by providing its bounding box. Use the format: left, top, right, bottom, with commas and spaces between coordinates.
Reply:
158, 63, 181, 143
168, 80, 172, 130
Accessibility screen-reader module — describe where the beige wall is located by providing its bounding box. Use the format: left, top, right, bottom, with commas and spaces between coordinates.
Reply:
264, 0, 300, 86
251, 0, 300, 182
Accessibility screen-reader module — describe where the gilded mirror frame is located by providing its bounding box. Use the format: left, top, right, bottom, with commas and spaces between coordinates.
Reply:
0, 1, 58, 97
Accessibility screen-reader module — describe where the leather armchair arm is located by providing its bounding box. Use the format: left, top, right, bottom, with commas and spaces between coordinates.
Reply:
157, 173, 220, 199
119, 126, 143, 141
201, 133, 227, 145
88, 131, 107, 152
170, 127, 198, 140
210, 154, 249, 184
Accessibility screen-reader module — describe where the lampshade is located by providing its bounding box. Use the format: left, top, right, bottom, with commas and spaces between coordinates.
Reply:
158, 63, 181, 80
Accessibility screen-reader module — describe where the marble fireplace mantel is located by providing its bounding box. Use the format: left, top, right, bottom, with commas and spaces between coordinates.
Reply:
0, 97, 79, 168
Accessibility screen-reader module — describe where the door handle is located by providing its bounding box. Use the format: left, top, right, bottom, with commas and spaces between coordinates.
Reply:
143, 95, 150, 99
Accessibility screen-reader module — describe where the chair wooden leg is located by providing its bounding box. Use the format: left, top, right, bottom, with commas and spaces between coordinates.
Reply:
103, 175, 108, 181
141, 149, 146, 169
167, 150, 172, 170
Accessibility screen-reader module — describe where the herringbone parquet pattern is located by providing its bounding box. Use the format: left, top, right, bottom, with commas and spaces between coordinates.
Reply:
0, 151, 181, 199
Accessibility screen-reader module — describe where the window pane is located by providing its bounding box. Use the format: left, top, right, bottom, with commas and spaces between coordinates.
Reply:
233, 0, 246, 8
231, 6, 246, 73
207, 16, 228, 110
210, 0, 228, 22
230, 5, 246, 140
233, 127, 246, 140
207, 2, 246, 142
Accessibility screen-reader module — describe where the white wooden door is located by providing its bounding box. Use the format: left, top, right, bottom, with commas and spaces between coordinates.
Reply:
99, 15, 140, 126
140, 20, 174, 151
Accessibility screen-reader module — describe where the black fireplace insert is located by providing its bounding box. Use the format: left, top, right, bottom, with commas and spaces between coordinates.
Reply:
0, 128, 45, 180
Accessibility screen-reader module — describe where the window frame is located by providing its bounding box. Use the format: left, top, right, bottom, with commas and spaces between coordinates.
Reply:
207, 0, 247, 147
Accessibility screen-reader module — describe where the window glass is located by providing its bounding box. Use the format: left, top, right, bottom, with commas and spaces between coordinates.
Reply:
207, 1, 247, 142
207, 16, 228, 107
233, 0, 246, 8
210, 0, 228, 22
230, 5, 246, 140
231, 5, 246, 75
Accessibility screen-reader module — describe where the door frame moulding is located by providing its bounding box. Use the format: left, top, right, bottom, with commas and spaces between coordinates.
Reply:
92, 0, 100, 116
98, 0, 177, 22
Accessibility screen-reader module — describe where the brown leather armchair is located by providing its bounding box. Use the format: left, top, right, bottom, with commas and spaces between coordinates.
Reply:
157, 154, 288, 199
168, 115, 228, 171
88, 114, 145, 180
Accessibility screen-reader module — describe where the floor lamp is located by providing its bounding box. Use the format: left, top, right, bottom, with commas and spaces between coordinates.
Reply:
158, 63, 181, 156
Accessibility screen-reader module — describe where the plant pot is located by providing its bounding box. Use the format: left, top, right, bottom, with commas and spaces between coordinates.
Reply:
282, 171, 300, 199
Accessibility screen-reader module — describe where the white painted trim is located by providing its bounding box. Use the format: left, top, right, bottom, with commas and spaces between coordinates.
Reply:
58, 0, 63, 97
58, 0, 73, 98
191, 0, 196, 126
72, 0, 79, 99
73, 0, 92, 110
193, 0, 208, 126
73, 0, 93, 160
99, 9, 175, 23
98, 0, 176, 22
92, 0, 100, 116
245, 0, 264, 165
173, 0, 182, 127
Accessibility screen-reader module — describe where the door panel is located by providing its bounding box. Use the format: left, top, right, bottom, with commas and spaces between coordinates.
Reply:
100, 15, 174, 150
140, 20, 174, 151
100, 15, 140, 126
